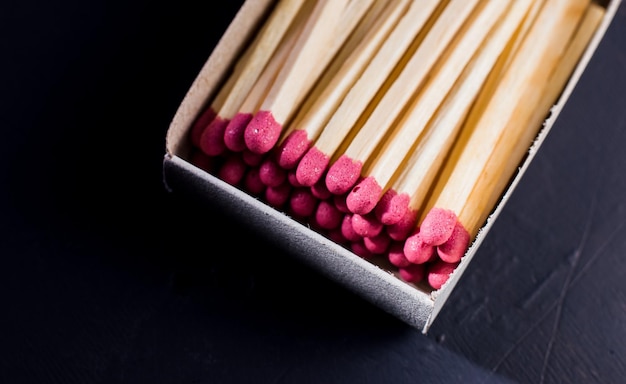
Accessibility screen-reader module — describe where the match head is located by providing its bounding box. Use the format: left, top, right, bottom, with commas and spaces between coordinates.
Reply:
346, 176, 382, 215
387, 242, 411, 268
363, 232, 391, 255
259, 157, 287, 187
351, 240, 374, 259
199, 116, 229, 156
437, 221, 470, 264
325, 155, 363, 195
399, 263, 426, 284
243, 167, 266, 196
217, 153, 247, 186
386, 208, 418, 241
419, 207, 458, 246
224, 112, 253, 152
265, 182, 292, 209
403, 232, 436, 265
313, 199, 343, 230
375, 190, 410, 226
310, 179, 332, 200
351, 213, 383, 238
276, 129, 311, 169
244, 110, 282, 154
289, 187, 317, 219
296, 146, 330, 187
340, 214, 362, 242
427, 260, 458, 290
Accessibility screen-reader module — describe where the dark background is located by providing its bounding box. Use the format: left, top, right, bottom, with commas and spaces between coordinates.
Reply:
2, 1, 625, 383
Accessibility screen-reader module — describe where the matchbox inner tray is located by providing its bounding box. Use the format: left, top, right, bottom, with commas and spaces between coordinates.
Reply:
163, 0, 621, 332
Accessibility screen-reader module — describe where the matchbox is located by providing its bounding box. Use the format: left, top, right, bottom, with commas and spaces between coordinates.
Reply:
163, 0, 621, 332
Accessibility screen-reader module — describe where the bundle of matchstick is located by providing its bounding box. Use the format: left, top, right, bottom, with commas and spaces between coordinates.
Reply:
188, 0, 605, 290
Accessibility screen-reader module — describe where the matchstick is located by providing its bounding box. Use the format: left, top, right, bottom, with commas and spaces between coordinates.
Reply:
274, 0, 410, 170
320, 0, 481, 195
190, 0, 307, 149
376, 0, 536, 233
292, 0, 445, 187
345, 0, 524, 217
404, 0, 593, 267
243, 0, 376, 155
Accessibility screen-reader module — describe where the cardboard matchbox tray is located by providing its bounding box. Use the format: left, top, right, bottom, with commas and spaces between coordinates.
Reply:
163, 0, 621, 333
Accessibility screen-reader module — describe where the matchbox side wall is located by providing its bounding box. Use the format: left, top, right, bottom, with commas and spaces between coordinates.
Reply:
163, 0, 621, 333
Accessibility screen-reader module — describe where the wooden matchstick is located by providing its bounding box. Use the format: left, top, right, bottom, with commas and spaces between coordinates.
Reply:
320, 0, 482, 195
190, 0, 307, 149
345, 0, 525, 217
274, 0, 410, 170
292, 0, 445, 187
243, 0, 376, 155
405, 0, 593, 267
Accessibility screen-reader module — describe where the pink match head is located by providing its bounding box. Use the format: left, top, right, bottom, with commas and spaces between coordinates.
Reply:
287, 170, 302, 187
399, 263, 426, 284
363, 231, 391, 255
427, 260, 458, 290
258, 157, 286, 187
325, 155, 363, 195
217, 153, 247, 186
387, 242, 411, 268
403, 232, 436, 264
190, 106, 216, 148
276, 129, 311, 169
386, 208, 418, 241
243, 167, 266, 196
224, 112, 253, 152
199, 116, 229, 156
340, 214, 362, 242
241, 150, 265, 167
351, 240, 374, 259
244, 110, 282, 154
351, 213, 383, 238
437, 221, 470, 263
289, 187, 318, 219
333, 193, 349, 213
265, 182, 292, 209
375, 190, 410, 226
311, 179, 331, 200
419, 207, 458, 246
313, 199, 343, 230
346, 176, 382, 215
296, 146, 330, 187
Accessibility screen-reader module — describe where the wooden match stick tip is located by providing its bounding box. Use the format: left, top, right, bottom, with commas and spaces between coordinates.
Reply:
346, 176, 382, 215
419, 207, 458, 246
199, 116, 229, 157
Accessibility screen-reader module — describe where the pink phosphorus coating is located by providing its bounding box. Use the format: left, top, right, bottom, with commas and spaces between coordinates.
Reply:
351, 240, 374, 259
276, 129, 311, 169
313, 199, 343, 230
199, 116, 229, 156
296, 146, 330, 187
427, 260, 458, 290
326, 227, 348, 246
287, 170, 302, 187
259, 157, 286, 187
243, 167, 266, 196
399, 263, 426, 284
341, 214, 362, 242
265, 182, 292, 208
419, 207, 458, 246
376, 190, 410, 226
217, 154, 247, 186
244, 110, 282, 154
351, 213, 383, 238
403, 233, 436, 264
224, 112, 253, 152
346, 176, 382, 215
325, 155, 363, 195
190, 106, 216, 148
311, 179, 332, 200
289, 187, 318, 218
386, 208, 418, 241
363, 232, 391, 255
241, 150, 265, 167
387, 242, 411, 268
333, 194, 350, 213
437, 221, 470, 263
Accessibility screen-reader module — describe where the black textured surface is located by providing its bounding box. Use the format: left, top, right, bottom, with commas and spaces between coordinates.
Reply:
2, 1, 624, 383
